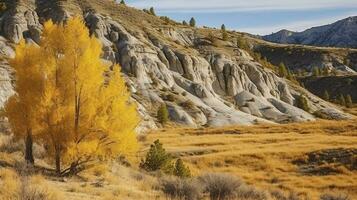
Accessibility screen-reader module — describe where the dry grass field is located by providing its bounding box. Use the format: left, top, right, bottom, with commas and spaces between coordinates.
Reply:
143, 120, 357, 199
0, 119, 356, 199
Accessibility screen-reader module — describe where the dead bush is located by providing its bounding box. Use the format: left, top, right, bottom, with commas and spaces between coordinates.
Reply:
160, 176, 201, 200
270, 190, 304, 200
0, 134, 23, 153
198, 173, 242, 200
320, 193, 350, 200
236, 184, 268, 200
20, 175, 62, 200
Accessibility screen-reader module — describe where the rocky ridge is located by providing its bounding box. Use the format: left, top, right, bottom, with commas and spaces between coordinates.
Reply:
0, 0, 352, 131
263, 16, 357, 48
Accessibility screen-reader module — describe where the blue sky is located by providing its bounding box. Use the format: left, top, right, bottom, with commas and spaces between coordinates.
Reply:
124, 0, 357, 35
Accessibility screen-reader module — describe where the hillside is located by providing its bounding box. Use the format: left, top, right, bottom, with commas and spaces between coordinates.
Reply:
300, 75, 357, 102
254, 42, 357, 74
0, 0, 354, 131
263, 16, 357, 48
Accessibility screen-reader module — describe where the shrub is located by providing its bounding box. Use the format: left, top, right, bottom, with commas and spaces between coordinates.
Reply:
278, 63, 288, 78
338, 94, 346, 107
21, 175, 62, 200
140, 140, 173, 173
161, 16, 171, 24
313, 110, 333, 120
237, 37, 249, 50
180, 100, 195, 110
323, 90, 330, 101
0, 134, 23, 153
0, 3, 6, 13
208, 33, 216, 43
270, 190, 304, 200
198, 173, 242, 200
160, 177, 201, 200
166, 94, 176, 102
157, 104, 169, 124
174, 159, 191, 178
296, 95, 310, 112
313, 67, 321, 77
346, 94, 353, 108
236, 184, 268, 200
270, 190, 287, 200
320, 193, 351, 200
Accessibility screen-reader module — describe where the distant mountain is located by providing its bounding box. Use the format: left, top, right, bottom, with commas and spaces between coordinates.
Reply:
263, 16, 357, 48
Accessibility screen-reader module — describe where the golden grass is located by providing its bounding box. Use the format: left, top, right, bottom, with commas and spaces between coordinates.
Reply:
0, 168, 63, 200
143, 119, 357, 199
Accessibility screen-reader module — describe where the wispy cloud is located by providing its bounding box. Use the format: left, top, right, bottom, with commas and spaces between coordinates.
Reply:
130, 0, 357, 12
239, 11, 357, 35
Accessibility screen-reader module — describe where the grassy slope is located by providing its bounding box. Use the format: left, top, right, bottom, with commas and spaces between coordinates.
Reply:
144, 120, 357, 199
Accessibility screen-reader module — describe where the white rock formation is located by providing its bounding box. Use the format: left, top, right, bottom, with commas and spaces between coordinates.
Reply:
0, 2, 352, 130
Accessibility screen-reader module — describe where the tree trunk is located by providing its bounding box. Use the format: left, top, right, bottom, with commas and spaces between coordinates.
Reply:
55, 150, 61, 175
25, 130, 34, 165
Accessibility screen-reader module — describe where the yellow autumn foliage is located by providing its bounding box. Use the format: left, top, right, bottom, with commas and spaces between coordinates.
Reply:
5, 17, 139, 174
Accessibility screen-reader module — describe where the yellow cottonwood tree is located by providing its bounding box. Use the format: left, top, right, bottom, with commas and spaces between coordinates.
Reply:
39, 17, 139, 175
6, 17, 139, 175
5, 41, 44, 164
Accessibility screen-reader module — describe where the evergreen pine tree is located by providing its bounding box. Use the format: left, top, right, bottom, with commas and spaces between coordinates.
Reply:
157, 104, 169, 124
323, 90, 330, 101
339, 94, 346, 107
140, 140, 173, 173
182, 20, 188, 26
313, 67, 320, 77
296, 95, 310, 112
174, 159, 191, 178
0, 3, 6, 13
221, 24, 228, 41
149, 7, 156, 16
189, 17, 196, 27
120, 0, 126, 5
287, 70, 295, 81
322, 67, 329, 76
278, 62, 288, 78
346, 94, 353, 108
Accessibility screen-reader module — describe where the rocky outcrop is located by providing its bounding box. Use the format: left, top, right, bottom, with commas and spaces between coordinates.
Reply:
81, 12, 351, 127
0, 1, 42, 43
0, 1, 352, 130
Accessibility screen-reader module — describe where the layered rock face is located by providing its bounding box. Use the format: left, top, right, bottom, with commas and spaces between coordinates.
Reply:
0, 0, 352, 130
